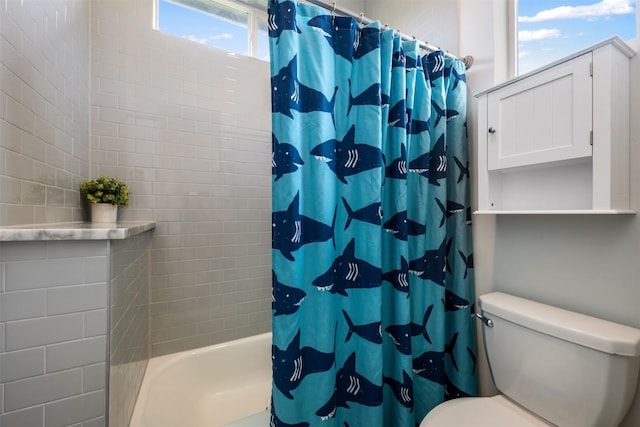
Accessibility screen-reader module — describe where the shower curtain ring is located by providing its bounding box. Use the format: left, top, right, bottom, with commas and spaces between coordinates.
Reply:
359, 12, 364, 26
331, 1, 336, 16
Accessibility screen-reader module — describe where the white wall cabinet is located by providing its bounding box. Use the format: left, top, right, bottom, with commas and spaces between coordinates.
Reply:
476, 38, 635, 214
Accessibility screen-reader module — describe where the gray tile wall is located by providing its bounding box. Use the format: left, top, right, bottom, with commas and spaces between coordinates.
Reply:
109, 232, 151, 427
91, 0, 272, 356
0, 241, 109, 427
0, 0, 91, 225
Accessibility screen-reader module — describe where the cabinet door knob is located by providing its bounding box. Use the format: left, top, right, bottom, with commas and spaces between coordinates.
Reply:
488, 127, 496, 134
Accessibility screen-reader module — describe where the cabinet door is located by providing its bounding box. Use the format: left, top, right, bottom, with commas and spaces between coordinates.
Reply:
487, 53, 593, 171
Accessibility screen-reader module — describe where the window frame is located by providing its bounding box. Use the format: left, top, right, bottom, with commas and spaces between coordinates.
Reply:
153, 0, 269, 60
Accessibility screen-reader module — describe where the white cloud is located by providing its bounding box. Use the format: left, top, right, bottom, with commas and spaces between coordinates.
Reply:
183, 33, 233, 45
518, 0, 635, 23
518, 28, 562, 41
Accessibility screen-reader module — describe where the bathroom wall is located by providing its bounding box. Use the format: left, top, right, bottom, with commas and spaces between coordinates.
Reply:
0, 0, 91, 226
109, 232, 151, 427
0, 241, 109, 427
363, 0, 459, 57
90, 0, 272, 356
457, 1, 640, 425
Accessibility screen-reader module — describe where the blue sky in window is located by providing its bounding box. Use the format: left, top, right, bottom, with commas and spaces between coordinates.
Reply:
158, 0, 250, 55
518, 0, 637, 73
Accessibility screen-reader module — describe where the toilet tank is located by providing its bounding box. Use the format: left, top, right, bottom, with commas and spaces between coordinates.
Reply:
480, 292, 640, 427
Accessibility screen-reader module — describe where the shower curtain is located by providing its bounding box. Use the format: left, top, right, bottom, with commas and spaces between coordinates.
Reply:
269, 1, 477, 426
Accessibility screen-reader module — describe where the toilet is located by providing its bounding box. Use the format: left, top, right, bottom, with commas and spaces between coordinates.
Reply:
421, 292, 640, 427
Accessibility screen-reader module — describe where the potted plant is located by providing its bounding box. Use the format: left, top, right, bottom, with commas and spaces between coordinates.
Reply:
80, 176, 129, 223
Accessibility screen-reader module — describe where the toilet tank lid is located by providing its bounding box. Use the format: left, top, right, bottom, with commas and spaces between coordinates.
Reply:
479, 292, 640, 357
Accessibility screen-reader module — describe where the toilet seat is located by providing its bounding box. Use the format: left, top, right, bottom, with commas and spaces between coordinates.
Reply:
420, 395, 553, 427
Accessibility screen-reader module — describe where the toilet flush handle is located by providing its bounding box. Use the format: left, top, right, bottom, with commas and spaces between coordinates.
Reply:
476, 313, 494, 328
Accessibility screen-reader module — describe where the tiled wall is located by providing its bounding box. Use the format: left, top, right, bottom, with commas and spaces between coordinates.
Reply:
0, 0, 91, 225
0, 241, 109, 427
90, 0, 272, 356
109, 232, 151, 427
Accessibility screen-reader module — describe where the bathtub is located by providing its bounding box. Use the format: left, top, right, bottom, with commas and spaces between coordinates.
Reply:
130, 333, 272, 427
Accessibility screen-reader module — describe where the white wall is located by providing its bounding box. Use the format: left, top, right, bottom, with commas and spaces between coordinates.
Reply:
363, 0, 458, 56
459, 1, 640, 425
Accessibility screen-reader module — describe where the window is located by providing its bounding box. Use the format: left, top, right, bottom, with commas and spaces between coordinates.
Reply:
156, 0, 269, 60
515, 0, 637, 75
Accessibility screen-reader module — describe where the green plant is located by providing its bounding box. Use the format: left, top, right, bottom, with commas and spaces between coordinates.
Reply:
80, 176, 129, 206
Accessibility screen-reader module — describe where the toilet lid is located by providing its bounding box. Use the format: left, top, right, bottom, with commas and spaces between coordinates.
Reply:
420, 396, 553, 427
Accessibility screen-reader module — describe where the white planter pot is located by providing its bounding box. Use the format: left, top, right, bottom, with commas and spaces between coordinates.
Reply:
91, 203, 118, 223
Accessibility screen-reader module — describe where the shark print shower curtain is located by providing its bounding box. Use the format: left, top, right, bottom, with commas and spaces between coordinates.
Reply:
269, 1, 477, 426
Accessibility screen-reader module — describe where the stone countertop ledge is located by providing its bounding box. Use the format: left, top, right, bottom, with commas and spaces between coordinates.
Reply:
0, 221, 156, 241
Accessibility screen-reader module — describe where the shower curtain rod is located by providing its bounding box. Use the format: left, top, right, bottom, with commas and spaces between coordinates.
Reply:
303, 0, 474, 69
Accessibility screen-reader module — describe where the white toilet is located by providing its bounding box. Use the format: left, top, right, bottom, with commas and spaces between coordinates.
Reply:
421, 292, 640, 427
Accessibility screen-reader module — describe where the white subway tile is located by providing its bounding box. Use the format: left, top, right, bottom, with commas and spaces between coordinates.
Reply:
44, 389, 105, 427
46, 336, 107, 373
0, 405, 44, 427
3, 368, 82, 412
5, 313, 83, 351
0, 289, 46, 321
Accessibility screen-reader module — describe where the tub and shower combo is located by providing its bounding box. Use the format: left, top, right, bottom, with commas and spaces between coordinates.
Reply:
130, 333, 272, 427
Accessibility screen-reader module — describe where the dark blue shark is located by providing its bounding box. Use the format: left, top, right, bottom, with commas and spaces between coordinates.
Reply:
408, 134, 447, 186
467, 347, 477, 375
347, 80, 380, 115
444, 289, 469, 312
436, 198, 465, 227
445, 375, 472, 399
409, 117, 430, 135
385, 305, 434, 355
408, 238, 447, 286
272, 134, 304, 181
313, 239, 381, 296
270, 412, 309, 427
343, 310, 382, 344
432, 101, 460, 127
392, 49, 406, 68
405, 55, 418, 70
445, 65, 467, 91
271, 56, 338, 119
382, 256, 409, 295
385, 143, 407, 180
383, 211, 426, 241
272, 271, 306, 316
383, 371, 413, 409
388, 101, 407, 129
354, 27, 380, 60
381, 92, 390, 107
273, 330, 335, 399
343, 197, 382, 230
453, 156, 469, 183
459, 250, 473, 279
315, 353, 383, 419
272, 192, 335, 261
412, 332, 459, 385
310, 126, 384, 184
268, 1, 301, 43
306, 15, 355, 62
